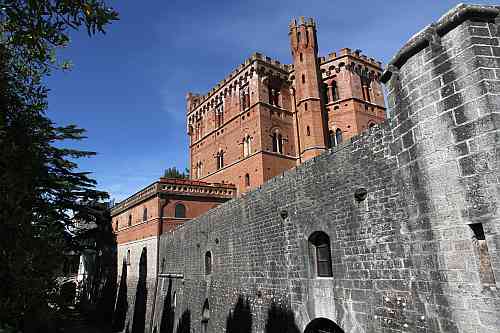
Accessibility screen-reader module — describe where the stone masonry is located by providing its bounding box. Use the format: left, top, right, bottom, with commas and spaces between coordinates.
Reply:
141, 4, 500, 333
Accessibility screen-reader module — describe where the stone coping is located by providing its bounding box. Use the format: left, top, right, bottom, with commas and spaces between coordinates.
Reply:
381, 4, 500, 83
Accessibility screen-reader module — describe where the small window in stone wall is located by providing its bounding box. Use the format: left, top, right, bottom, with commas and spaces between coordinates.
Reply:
470, 223, 496, 285
126, 249, 131, 266
205, 251, 212, 275
143, 207, 147, 222
201, 299, 210, 333
175, 203, 186, 218
245, 173, 250, 187
128, 214, 132, 227
308, 231, 333, 277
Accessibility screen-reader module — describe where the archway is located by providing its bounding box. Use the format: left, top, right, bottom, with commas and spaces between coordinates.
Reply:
304, 318, 344, 333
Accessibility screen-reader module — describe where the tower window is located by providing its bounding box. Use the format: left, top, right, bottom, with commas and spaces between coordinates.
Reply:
304, 102, 308, 111
175, 203, 186, 218
143, 207, 147, 222
301, 74, 305, 84
243, 135, 251, 157
128, 214, 132, 227
272, 130, 283, 154
300, 53, 303, 62
126, 249, 131, 265
306, 126, 311, 136
216, 151, 224, 169
308, 231, 333, 277
245, 173, 250, 187
205, 252, 212, 275
335, 128, 342, 145
331, 81, 339, 101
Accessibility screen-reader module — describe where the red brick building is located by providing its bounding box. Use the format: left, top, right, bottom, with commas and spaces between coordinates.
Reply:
187, 17, 386, 194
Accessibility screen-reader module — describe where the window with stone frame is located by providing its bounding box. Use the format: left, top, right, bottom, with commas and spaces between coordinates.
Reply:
128, 214, 132, 227
245, 173, 250, 187
174, 203, 186, 218
243, 135, 251, 157
143, 207, 147, 222
308, 231, 333, 277
272, 130, 283, 154
216, 150, 224, 169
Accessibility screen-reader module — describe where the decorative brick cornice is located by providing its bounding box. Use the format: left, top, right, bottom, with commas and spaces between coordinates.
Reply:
111, 178, 236, 216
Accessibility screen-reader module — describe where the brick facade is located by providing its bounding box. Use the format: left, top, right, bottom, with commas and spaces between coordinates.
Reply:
187, 19, 386, 194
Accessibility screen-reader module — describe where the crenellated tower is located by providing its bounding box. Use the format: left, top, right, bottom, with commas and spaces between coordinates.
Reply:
289, 17, 327, 161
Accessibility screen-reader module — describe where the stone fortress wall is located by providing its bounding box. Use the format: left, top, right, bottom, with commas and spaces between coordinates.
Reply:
116, 4, 500, 333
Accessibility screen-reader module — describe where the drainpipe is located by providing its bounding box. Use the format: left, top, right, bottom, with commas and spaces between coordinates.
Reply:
150, 193, 169, 332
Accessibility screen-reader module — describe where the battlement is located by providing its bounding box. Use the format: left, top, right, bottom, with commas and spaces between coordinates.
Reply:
289, 16, 316, 30
187, 52, 290, 114
110, 178, 236, 216
319, 47, 382, 68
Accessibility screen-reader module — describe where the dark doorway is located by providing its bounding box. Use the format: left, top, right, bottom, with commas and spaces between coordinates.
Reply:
304, 318, 344, 333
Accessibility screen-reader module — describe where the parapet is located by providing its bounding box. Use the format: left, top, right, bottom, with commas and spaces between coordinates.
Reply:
187, 52, 290, 114
289, 16, 316, 30
111, 178, 236, 216
381, 3, 500, 83
320, 47, 383, 68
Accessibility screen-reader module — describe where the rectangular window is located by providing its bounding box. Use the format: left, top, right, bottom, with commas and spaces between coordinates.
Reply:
316, 244, 333, 277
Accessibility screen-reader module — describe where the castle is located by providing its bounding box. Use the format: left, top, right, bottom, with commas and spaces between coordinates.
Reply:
112, 4, 500, 333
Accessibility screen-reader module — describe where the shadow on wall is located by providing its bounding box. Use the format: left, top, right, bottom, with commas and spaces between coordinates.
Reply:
132, 247, 148, 333
265, 302, 300, 333
175, 310, 191, 333
160, 278, 175, 333
226, 295, 252, 333
112, 258, 129, 332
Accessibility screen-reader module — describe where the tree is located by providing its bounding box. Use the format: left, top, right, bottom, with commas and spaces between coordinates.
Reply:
163, 167, 189, 179
0, 1, 118, 331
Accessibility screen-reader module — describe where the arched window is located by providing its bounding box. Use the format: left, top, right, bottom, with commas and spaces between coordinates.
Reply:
126, 249, 131, 265
175, 203, 186, 218
308, 232, 333, 277
328, 130, 335, 148
245, 173, 250, 187
272, 130, 283, 154
331, 81, 339, 101
216, 151, 224, 169
143, 207, 148, 222
243, 135, 251, 157
335, 128, 342, 145
128, 214, 132, 227
201, 299, 210, 333
368, 122, 375, 129
205, 251, 212, 275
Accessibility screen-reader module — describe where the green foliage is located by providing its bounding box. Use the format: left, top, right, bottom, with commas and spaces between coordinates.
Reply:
163, 167, 189, 179
0, 1, 117, 331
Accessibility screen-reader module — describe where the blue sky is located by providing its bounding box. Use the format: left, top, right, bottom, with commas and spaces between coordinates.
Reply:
46, 0, 496, 201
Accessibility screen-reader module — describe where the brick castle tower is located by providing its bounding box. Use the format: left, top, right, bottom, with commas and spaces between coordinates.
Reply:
187, 17, 386, 194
